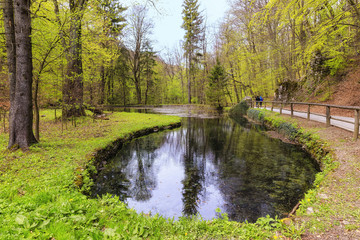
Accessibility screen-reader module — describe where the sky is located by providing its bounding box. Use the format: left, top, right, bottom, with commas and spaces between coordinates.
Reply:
126, 0, 230, 53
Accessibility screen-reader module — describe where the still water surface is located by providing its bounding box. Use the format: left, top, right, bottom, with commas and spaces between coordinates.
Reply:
92, 117, 319, 222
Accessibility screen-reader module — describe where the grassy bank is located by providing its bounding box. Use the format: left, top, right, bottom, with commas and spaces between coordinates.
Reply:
246, 109, 360, 238
0, 110, 291, 239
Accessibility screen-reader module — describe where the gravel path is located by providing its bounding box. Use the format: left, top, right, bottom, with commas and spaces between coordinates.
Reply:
264, 107, 359, 134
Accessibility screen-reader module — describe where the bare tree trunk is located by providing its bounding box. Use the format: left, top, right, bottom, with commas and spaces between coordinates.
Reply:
6, 0, 37, 149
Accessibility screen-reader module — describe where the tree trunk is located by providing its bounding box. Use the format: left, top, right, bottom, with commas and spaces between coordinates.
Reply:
122, 78, 126, 106
99, 64, 105, 105
63, 0, 86, 118
229, 62, 240, 103
2, 0, 15, 102
2, 0, 16, 143
135, 79, 142, 104
7, 0, 37, 149
133, 53, 142, 104
34, 76, 40, 141
187, 55, 192, 104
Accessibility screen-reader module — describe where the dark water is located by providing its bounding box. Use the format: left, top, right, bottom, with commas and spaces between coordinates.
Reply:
92, 117, 319, 222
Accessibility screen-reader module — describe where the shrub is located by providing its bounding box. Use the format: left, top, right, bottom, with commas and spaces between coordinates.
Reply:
229, 101, 250, 120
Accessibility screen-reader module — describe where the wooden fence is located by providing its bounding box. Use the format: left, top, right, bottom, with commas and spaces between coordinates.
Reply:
250, 100, 360, 140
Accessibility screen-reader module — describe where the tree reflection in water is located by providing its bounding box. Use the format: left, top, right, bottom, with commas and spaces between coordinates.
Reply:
92, 117, 319, 222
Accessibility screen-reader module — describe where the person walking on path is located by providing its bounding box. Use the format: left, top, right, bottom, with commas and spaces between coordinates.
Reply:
255, 96, 260, 107
259, 96, 263, 107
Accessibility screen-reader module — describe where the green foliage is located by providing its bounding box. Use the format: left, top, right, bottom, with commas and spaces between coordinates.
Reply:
181, 0, 203, 55
206, 60, 228, 108
324, 54, 346, 76
181, 0, 205, 104
247, 109, 265, 122
218, 0, 359, 101
229, 100, 250, 119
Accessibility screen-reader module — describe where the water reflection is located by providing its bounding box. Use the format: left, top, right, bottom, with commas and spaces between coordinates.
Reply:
92, 117, 319, 222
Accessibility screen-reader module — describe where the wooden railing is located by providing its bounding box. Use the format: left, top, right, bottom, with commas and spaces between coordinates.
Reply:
250, 100, 360, 140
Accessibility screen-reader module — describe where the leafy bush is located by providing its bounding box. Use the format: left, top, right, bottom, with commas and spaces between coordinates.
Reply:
229, 100, 250, 119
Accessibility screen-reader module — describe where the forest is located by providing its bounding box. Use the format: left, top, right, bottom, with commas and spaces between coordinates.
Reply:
0, 0, 358, 104
0, 0, 360, 148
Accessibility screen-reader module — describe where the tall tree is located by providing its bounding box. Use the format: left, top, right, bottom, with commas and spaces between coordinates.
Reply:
2, 0, 37, 149
62, 0, 88, 117
95, 0, 126, 104
181, 0, 204, 104
126, 5, 153, 105
206, 59, 228, 109
142, 42, 157, 105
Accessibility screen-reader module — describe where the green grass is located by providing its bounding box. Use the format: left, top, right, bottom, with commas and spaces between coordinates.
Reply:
0, 109, 294, 239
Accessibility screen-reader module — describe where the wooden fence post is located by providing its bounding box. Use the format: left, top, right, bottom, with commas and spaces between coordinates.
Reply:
354, 109, 359, 140
326, 106, 331, 127
271, 102, 274, 111
280, 103, 283, 114
307, 104, 310, 120
291, 103, 294, 117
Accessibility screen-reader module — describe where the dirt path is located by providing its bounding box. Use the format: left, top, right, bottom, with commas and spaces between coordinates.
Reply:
278, 115, 360, 239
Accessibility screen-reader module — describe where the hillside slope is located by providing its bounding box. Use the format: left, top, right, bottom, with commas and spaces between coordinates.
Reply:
314, 60, 360, 107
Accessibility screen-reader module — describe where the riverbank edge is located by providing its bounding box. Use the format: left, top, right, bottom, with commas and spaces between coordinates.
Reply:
80, 122, 182, 194
246, 109, 339, 218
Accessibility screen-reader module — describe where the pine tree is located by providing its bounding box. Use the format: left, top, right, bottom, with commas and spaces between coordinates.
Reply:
181, 0, 204, 104
141, 42, 157, 105
206, 59, 227, 109
62, 0, 88, 118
